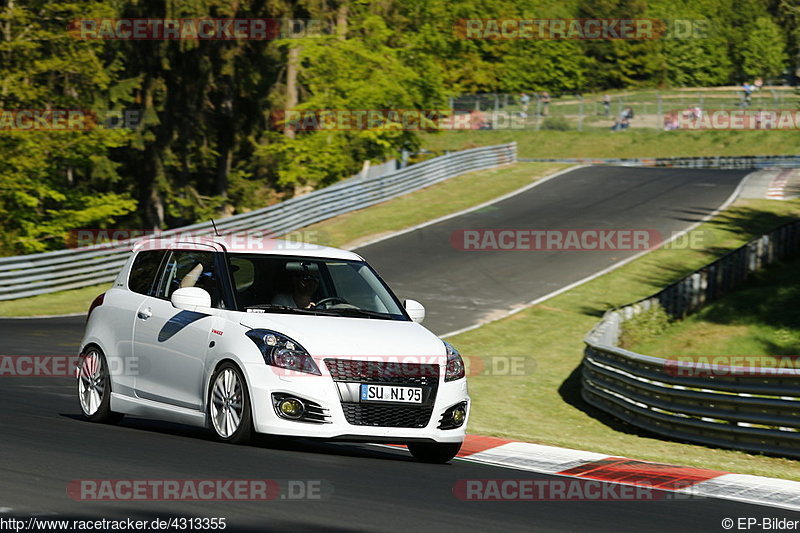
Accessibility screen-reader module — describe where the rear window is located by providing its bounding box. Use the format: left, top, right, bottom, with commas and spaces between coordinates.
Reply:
128, 250, 166, 295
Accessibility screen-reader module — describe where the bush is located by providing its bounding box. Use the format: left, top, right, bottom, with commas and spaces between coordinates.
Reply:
618, 303, 672, 349
540, 116, 574, 131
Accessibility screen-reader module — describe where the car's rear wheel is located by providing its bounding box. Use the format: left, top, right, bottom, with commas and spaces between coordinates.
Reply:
209, 362, 252, 444
408, 442, 462, 464
77, 347, 123, 424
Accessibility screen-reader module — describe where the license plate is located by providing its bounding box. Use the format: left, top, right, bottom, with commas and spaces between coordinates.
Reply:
360, 384, 422, 404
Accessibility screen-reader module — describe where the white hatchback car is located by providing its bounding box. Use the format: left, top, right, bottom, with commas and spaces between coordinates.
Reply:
77, 236, 469, 462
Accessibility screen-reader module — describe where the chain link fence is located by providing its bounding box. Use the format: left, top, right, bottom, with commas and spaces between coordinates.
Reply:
449, 88, 798, 131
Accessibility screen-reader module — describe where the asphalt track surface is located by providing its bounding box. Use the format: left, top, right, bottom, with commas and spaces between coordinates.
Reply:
3, 167, 798, 532
358, 166, 751, 335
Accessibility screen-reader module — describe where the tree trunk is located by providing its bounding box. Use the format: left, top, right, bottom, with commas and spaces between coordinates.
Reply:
336, 2, 348, 39
215, 76, 234, 197
284, 45, 300, 139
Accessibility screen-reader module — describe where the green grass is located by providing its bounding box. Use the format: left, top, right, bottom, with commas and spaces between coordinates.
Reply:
0, 162, 565, 317
290, 161, 566, 249
420, 129, 800, 160
0, 283, 109, 317
447, 198, 800, 480
629, 255, 800, 358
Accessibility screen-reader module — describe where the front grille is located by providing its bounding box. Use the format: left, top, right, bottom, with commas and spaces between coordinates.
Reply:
325, 359, 440, 428
324, 359, 439, 386
342, 403, 434, 428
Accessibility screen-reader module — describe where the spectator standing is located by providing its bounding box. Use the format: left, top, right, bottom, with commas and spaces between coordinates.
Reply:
519, 92, 530, 118
602, 94, 611, 116
742, 82, 754, 107
540, 91, 550, 116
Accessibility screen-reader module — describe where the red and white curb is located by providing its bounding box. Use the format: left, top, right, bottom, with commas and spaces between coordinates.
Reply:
766, 170, 791, 200
447, 435, 800, 511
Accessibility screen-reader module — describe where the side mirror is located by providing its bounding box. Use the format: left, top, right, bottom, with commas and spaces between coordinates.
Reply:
171, 287, 211, 311
404, 299, 425, 324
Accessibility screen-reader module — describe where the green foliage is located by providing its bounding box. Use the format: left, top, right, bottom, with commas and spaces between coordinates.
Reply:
740, 17, 788, 80
0, 0, 137, 254
0, 0, 794, 255
618, 303, 672, 349
540, 116, 573, 131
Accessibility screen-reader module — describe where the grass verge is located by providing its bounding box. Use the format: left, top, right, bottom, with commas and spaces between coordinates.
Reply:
0, 162, 565, 317
297, 161, 566, 249
448, 198, 800, 480
0, 283, 110, 317
420, 129, 800, 160
628, 255, 800, 357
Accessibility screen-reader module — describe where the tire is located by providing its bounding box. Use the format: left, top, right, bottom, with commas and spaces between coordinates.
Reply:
408, 442, 462, 464
208, 362, 253, 445
77, 347, 123, 424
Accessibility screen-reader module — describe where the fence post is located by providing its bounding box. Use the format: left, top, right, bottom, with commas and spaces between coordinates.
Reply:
578, 95, 584, 131
656, 93, 662, 130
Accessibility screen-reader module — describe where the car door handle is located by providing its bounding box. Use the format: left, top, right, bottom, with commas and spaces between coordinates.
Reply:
137, 308, 152, 320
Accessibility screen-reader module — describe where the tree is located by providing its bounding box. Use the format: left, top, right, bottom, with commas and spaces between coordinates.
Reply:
740, 16, 788, 81
0, 0, 137, 254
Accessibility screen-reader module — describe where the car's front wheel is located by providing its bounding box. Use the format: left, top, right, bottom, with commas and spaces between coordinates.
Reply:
208, 362, 252, 444
77, 347, 123, 424
408, 442, 462, 464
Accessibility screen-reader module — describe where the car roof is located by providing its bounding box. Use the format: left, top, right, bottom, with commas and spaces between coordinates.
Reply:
131, 235, 363, 261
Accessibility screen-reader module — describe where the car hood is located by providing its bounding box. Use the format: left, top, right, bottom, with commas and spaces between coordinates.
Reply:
238, 312, 447, 359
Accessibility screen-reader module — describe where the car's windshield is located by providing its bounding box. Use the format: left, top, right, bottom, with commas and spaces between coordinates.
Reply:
226, 254, 407, 321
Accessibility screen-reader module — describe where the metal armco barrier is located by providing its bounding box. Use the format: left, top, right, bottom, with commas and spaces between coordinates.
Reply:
0, 143, 516, 300
582, 220, 800, 458
520, 155, 800, 169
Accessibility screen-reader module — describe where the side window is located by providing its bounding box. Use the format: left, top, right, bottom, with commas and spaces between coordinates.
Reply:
229, 257, 255, 292
128, 251, 166, 295
155, 250, 223, 308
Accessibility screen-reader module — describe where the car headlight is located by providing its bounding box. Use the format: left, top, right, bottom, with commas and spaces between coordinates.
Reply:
443, 340, 465, 382
245, 329, 321, 375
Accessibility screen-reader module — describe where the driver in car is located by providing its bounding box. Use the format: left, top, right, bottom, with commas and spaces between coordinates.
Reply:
272, 270, 319, 309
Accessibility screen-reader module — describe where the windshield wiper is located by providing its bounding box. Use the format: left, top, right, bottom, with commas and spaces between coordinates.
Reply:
314, 307, 395, 320
243, 303, 324, 315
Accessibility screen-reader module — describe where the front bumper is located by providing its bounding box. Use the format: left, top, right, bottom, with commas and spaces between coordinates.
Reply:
244, 363, 469, 444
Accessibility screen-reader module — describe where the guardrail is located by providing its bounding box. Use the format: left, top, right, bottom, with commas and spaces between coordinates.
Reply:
582, 220, 800, 458
520, 155, 800, 169
0, 143, 516, 300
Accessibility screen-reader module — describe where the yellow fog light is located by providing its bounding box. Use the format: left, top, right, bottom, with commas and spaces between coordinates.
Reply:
278, 398, 304, 419
452, 407, 466, 426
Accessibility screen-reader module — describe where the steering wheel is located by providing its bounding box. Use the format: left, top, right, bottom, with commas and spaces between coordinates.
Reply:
312, 297, 350, 309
